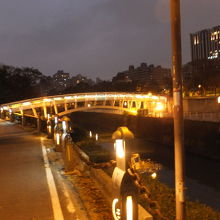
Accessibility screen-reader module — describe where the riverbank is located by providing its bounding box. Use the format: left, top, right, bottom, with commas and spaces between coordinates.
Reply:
70, 112, 220, 210
70, 112, 220, 161
75, 136, 220, 218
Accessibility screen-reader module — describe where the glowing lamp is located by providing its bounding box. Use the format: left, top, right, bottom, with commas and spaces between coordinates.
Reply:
43, 98, 52, 102
64, 96, 72, 100
151, 172, 157, 179
115, 139, 125, 159
89, 131, 92, 138
48, 125, 51, 134
22, 102, 31, 106
155, 102, 164, 111
218, 96, 220, 104
95, 133, 99, 141
54, 97, 62, 101
54, 116, 58, 124
112, 198, 121, 220
62, 121, 67, 132
56, 133, 60, 145
33, 100, 41, 104
126, 196, 133, 220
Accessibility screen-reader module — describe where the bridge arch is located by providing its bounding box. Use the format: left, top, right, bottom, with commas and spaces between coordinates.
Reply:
0, 92, 169, 120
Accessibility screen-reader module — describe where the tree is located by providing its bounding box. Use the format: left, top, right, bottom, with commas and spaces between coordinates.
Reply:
0, 65, 44, 104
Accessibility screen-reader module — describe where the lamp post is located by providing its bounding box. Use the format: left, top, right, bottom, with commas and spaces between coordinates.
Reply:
170, 0, 185, 219
112, 127, 138, 220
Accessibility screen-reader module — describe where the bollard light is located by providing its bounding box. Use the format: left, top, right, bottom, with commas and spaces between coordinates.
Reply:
112, 127, 137, 220
48, 125, 51, 134
116, 209, 121, 218
115, 139, 125, 159
54, 116, 58, 124
112, 127, 134, 172
62, 121, 67, 132
95, 133, 98, 141
89, 131, 92, 138
151, 172, 157, 179
126, 196, 133, 220
112, 198, 121, 220
56, 133, 60, 145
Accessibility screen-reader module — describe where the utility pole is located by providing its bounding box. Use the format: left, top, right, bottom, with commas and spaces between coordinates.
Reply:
170, 0, 186, 219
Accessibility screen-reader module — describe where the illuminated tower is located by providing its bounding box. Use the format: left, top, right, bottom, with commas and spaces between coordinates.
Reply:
190, 25, 220, 61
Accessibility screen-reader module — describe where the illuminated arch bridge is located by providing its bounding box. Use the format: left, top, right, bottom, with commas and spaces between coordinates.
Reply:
0, 92, 168, 120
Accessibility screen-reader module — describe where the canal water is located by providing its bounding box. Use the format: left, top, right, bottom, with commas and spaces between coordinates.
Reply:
100, 138, 220, 211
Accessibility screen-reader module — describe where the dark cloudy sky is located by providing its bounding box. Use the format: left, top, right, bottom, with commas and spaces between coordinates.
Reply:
0, 0, 219, 80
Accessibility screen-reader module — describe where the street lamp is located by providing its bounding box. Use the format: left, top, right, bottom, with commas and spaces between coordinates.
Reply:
198, 84, 206, 96
169, 0, 186, 219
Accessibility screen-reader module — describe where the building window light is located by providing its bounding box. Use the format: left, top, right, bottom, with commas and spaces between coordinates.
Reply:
194, 36, 199, 45
194, 37, 197, 45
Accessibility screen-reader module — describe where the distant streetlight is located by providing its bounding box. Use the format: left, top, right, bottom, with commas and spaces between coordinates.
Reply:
89, 130, 92, 138
198, 84, 206, 96
95, 133, 99, 141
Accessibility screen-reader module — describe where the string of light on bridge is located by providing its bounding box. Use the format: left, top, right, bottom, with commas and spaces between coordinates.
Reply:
1, 92, 167, 110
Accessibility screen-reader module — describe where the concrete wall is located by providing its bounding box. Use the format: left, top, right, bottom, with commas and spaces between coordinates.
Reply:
183, 97, 219, 113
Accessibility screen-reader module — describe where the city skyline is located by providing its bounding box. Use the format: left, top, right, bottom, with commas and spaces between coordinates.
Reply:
0, 0, 219, 80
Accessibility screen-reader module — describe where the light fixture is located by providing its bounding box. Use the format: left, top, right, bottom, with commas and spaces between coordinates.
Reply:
115, 139, 125, 159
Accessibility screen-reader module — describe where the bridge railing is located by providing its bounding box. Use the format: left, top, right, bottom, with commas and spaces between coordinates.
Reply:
0, 92, 169, 120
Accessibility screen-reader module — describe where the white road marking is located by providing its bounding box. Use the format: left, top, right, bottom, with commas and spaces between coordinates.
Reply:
60, 177, 77, 215
40, 137, 64, 220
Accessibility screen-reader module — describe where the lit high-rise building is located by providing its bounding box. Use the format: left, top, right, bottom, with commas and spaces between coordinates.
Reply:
190, 25, 220, 61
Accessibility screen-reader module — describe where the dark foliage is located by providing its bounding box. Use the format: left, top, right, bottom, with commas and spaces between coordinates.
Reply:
0, 65, 45, 104
70, 126, 87, 142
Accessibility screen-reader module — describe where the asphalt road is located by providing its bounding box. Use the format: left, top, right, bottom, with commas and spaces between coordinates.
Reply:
0, 119, 88, 220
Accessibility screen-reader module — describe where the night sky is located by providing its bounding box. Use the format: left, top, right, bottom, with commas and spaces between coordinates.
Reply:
0, 0, 219, 80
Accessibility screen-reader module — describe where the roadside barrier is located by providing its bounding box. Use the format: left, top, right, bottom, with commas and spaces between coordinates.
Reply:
55, 124, 167, 220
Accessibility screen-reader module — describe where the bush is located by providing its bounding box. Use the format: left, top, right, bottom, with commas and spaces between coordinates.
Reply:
78, 140, 111, 163
70, 126, 87, 142
139, 174, 220, 220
